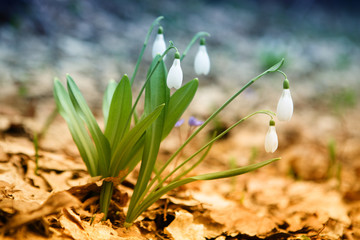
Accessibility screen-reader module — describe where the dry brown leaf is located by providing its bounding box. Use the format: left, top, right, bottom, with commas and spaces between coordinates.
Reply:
41, 171, 74, 192
165, 209, 205, 240
3, 191, 81, 230
60, 208, 120, 240
67, 182, 101, 201
25, 159, 52, 191
37, 151, 86, 172
0, 159, 50, 202
0, 136, 35, 157
192, 188, 277, 237
116, 225, 146, 240
0, 198, 40, 216
241, 173, 350, 238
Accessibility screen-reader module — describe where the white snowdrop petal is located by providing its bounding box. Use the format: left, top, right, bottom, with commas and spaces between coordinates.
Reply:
277, 89, 293, 121
265, 126, 278, 153
152, 34, 166, 59
194, 45, 210, 75
167, 59, 183, 89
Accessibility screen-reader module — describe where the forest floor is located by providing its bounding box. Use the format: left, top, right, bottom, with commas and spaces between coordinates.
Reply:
0, 88, 359, 240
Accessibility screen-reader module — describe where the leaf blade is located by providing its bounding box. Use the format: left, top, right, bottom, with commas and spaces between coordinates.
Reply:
126, 158, 280, 223
102, 80, 118, 125
104, 75, 132, 148
266, 58, 285, 72
66, 75, 111, 176
53, 79, 98, 176
128, 56, 169, 215
162, 78, 198, 139
109, 104, 165, 177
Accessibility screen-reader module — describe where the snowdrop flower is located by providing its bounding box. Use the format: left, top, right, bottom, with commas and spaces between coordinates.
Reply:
152, 26, 166, 59
276, 79, 293, 121
167, 51, 183, 89
264, 120, 278, 153
194, 38, 210, 75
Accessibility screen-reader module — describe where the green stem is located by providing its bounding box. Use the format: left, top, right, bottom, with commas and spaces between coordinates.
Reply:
38, 107, 58, 140
277, 70, 288, 80
126, 157, 280, 224
130, 16, 164, 86
100, 181, 114, 219
180, 32, 210, 62
146, 69, 271, 191
150, 110, 274, 193
124, 59, 285, 225
180, 32, 210, 61
172, 133, 215, 182
33, 133, 39, 176
129, 44, 176, 121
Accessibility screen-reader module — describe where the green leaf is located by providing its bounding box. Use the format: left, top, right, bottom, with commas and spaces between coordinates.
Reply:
53, 79, 98, 176
126, 158, 280, 224
144, 55, 170, 116
66, 75, 111, 177
109, 104, 165, 177
128, 56, 169, 215
120, 135, 145, 178
162, 79, 198, 139
266, 58, 284, 72
102, 80, 118, 125
104, 75, 132, 148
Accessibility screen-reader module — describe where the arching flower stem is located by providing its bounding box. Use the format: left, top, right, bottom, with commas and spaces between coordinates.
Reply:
277, 70, 288, 81
145, 110, 275, 200
129, 43, 178, 125
152, 60, 283, 182
180, 32, 210, 62
130, 16, 164, 86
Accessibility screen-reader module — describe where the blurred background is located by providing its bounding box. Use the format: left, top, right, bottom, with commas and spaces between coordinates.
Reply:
0, 0, 359, 102
0, 0, 359, 182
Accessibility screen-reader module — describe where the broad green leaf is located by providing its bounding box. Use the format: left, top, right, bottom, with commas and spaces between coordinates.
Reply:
118, 135, 145, 179
162, 79, 198, 139
128, 56, 169, 214
126, 158, 280, 223
109, 104, 165, 177
144, 55, 169, 115
66, 75, 111, 177
266, 58, 284, 72
53, 79, 98, 176
104, 75, 132, 148
102, 80, 118, 125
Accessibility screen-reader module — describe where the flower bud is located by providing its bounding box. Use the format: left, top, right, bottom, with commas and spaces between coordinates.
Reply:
194, 38, 210, 75
265, 120, 278, 153
167, 51, 183, 89
276, 79, 293, 121
152, 26, 166, 59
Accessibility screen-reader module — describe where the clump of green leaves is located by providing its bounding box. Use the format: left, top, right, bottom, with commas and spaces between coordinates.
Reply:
53, 16, 287, 226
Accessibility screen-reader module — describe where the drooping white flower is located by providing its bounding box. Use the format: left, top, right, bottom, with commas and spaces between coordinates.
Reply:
152, 26, 166, 59
276, 79, 293, 121
194, 38, 210, 75
167, 52, 183, 89
265, 120, 278, 153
